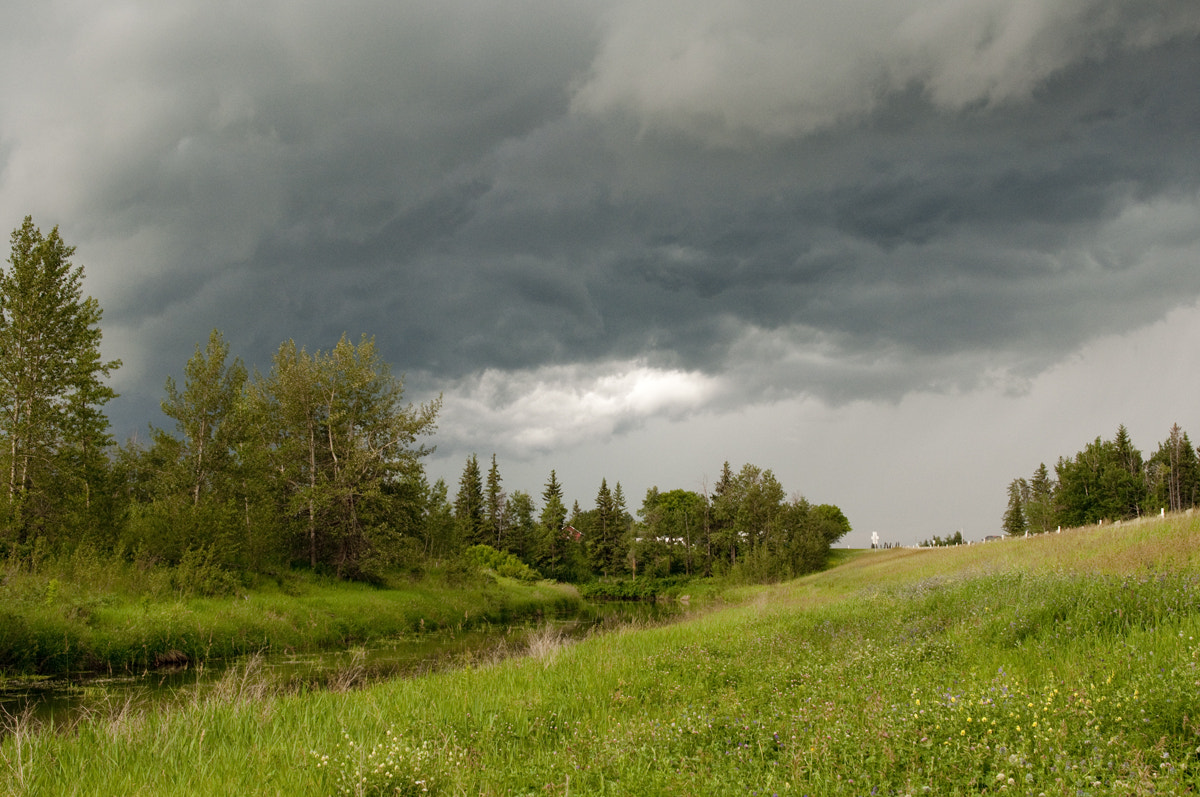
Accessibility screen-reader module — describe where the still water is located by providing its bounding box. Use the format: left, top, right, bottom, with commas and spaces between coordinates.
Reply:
0, 600, 681, 731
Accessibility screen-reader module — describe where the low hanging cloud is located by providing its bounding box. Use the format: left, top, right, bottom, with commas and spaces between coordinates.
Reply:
436, 361, 723, 457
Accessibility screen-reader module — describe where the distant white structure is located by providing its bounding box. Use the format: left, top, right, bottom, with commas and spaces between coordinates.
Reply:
870, 531, 879, 549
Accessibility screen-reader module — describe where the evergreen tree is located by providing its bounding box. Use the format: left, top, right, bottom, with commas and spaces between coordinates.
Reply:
1106, 424, 1145, 518
536, 470, 567, 577
710, 461, 737, 570
587, 477, 620, 577
1002, 478, 1028, 536
0, 217, 120, 543
1026, 463, 1055, 533
454, 454, 486, 546
485, 453, 506, 548
1180, 431, 1200, 509
504, 490, 537, 565
611, 482, 632, 575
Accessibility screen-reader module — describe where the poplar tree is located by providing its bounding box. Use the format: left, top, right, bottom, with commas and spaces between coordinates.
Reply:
252, 334, 439, 577
0, 217, 120, 540
159, 329, 248, 506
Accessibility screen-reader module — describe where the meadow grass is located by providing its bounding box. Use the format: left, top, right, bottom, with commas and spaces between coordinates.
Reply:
3, 516, 1200, 795
0, 558, 584, 676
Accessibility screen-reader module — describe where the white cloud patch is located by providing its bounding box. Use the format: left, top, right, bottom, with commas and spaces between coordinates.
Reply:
437, 360, 722, 456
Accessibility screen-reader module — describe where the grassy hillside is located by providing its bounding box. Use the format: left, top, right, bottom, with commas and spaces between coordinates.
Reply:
4, 516, 1199, 795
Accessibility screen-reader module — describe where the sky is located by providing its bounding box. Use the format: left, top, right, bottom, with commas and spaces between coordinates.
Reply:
2, 1, 1199, 546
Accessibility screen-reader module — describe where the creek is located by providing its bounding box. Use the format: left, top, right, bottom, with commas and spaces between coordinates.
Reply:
0, 600, 682, 732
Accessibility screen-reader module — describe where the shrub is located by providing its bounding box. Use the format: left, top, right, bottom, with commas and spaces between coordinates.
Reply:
462, 545, 541, 583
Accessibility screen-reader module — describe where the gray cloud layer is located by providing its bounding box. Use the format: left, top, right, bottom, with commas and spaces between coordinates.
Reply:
1, 1, 1198, 453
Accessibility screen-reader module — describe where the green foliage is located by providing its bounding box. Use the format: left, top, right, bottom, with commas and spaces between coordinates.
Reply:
249, 334, 441, 579
158, 329, 248, 507
0, 547, 582, 677
533, 470, 571, 579
921, 529, 965, 547
0, 217, 120, 544
6, 516, 1200, 795
582, 477, 627, 577
577, 575, 695, 601
634, 487, 706, 577
648, 464, 848, 582
484, 453, 505, 548
0, 219, 849, 591
453, 454, 485, 547
1007, 423, 1200, 532
462, 544, 541, 582
501, 490, 538, 565
1002, 478, 1027, 536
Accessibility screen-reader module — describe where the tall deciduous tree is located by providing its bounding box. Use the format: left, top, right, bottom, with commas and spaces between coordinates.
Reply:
251, 334, 439, 578
159, 330, 248, 506
1150, 423, 1199, 513
0, 217, 120, 540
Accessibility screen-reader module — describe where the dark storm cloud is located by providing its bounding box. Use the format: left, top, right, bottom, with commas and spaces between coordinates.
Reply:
0, 1, 1198, 440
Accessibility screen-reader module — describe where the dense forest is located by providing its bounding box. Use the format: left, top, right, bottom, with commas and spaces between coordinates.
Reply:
0, 218, 849, 588
1003, 423, 1200, 535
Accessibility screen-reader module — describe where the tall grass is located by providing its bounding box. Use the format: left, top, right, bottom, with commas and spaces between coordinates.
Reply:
4, 516, 1200, 794
0, 551, 583, 677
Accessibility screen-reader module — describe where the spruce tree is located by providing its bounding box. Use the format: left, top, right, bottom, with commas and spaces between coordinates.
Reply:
537, 470, 567, 576
454, 454, 485, 546
485, 453, 505, 548
1002, 478, 1028, 536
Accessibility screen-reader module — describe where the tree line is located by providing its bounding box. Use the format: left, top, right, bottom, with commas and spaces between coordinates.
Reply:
1003, 423, 1200, 535
0, 217, 850, 585
442, 457, 851, 583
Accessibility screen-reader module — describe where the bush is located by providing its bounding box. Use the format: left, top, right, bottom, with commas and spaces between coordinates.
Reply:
579, 576, 694, 601
462, 545, 542, 583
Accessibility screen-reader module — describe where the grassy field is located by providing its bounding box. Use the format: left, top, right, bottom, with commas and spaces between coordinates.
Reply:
4, 516, 1200, 795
